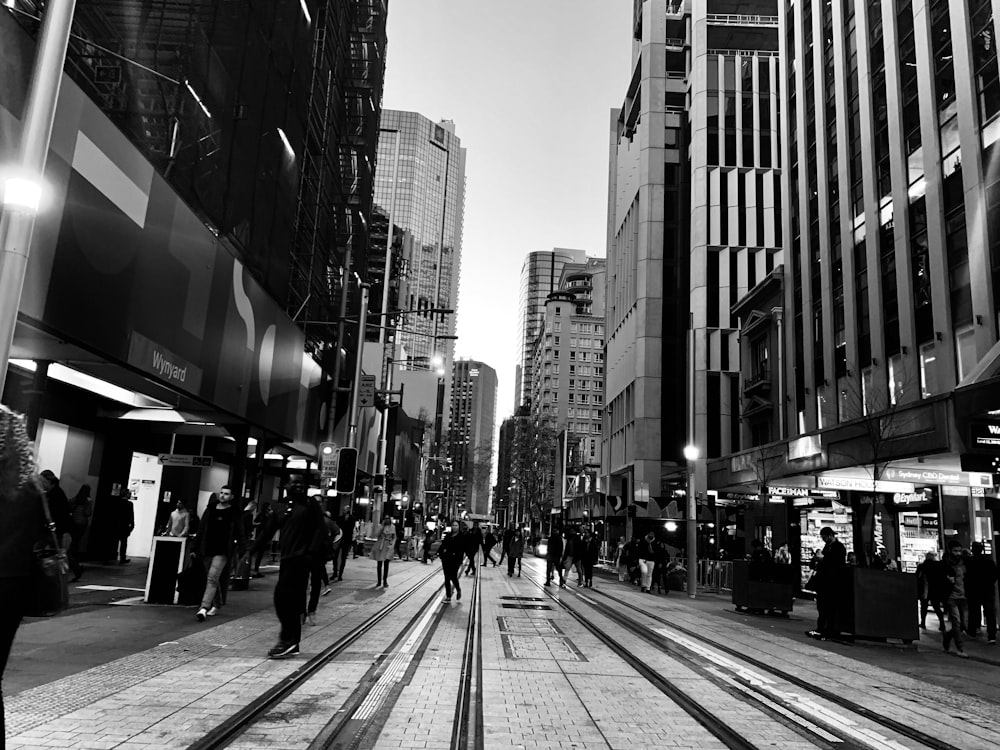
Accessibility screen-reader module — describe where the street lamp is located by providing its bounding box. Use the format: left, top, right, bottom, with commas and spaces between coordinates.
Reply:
683, 443, 699, 598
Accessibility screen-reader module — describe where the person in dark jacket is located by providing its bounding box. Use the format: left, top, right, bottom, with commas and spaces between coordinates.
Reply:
545, 529, 565, 586
437, 521, 466, 601
464, 522, 483, 576
422, 526, 435, 563
306, 513, 341, 624
941, 541, 969, 656
507, 527, 525, 577
246, 474, 324, 659
965, 542, 998, 643
0, 407, 48, 741
113, 489, 135, 564
195, 486, 247, 621
808, 526, 847, 640
38, 470, 78, 581
482, 528, 498, 566
917, 551, 946, 631
579, 529, 599, 588
498, 522, 516, 566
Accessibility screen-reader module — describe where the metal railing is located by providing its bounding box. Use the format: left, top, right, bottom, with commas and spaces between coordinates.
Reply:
697, 559, 734, 593
706, 14, 779, 26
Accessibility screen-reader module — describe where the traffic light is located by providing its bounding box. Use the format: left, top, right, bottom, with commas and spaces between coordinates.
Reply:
336, 447, 358, 494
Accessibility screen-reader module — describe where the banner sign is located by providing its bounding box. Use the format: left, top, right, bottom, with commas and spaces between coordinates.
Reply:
882, 466, 993, 488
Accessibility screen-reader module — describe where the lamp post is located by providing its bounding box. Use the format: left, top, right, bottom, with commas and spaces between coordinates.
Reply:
683, 443, 699, 598
0, 0, 78, 395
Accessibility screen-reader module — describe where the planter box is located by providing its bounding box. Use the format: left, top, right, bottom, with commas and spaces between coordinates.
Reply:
731, 560, 795, 613
836, 568, 919, 642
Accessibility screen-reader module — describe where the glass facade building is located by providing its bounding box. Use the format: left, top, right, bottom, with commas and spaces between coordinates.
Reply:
448, 359, 497, 517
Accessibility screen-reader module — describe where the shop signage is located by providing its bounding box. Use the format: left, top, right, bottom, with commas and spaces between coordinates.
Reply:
892, 490, 934, 506
882, 466, 993, 488
970, 421, 1000, 450
766, 485, 838, 498
787, 435, 822, 460
158, 454, 213, 468
816, 476, 914, 492
128, 332, 203, 395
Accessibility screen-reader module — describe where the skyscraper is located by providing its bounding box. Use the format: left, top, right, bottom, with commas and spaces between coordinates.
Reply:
372, 111, 466, 366
604, 1, 782, 521
448, 359, 498, 518
516, 248, 587, 407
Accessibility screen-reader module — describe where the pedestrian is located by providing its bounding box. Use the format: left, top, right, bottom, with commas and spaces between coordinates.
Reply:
941, 540, 970, 657
625, 536, 641, 585
653, 535, 670, 594
638, 532, 657, 593
437, 521, 465, 601
916, 551, 945, 631
482, 527, 498, 566
68, 484, 92, 580
579, 529, 599, 587
195, 486, 246, 622
498, 522, 516, 566
246, 474, 325, 659
507, 527, 525, 577
167, 499, 191, 538
965, 541, 998, 644
545, 528, 565, 586
774, 544, 791, 565
251, 502, 274, 577
306, 512, 341, 625
372, 516, 396, 587
464, 522, 483, 576
114, 488, 135, 564
353, 517, 364, 558
422, 526, 435, 563
38, 470, 78, 582
562, 529, 578, 587
615, 536, 628, 582
335, 511, 354, 580
807, 526, 847, 640
0, 406, 48, 742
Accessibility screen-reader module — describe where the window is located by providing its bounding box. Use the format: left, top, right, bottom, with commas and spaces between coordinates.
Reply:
554, 336, 560, 346
555, 306, 561, 316
920, 341, 939, 398
956, 325, 977, 381
569, 379, 575, 389
554, 322, 562, 332
570, 351, 577, 361
553, 350, 560, 359
568, 393, 575, 403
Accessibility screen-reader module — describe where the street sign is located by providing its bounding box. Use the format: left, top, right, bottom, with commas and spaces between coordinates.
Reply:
358, 374, 376, 407
319, 442, 338, 479
158, 454, 213, 468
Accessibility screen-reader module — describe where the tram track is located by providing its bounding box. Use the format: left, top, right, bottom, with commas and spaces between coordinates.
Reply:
584, 583, 978, 750
185, 566, 484, 750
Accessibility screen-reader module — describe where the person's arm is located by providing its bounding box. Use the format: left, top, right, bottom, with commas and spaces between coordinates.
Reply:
180, 513, 190, 538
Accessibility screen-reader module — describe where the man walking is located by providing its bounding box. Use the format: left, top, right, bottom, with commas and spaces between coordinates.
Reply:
482, 527, 498, 567
807, 526, 847, 640
437, 521, 465, 602
38, 470, 79, 580
941, 540, 970, 657
335, 511, 354, 581
247, 474, 325, 659
195, 486, 246, 621
545, 528, 565, 587
965, 542, 997, 644
498, 522, 516, 567
464, 522, 483, 576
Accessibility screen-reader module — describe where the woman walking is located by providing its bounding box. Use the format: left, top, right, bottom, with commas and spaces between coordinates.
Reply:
615, 537, 627, 582
437, 521, 465, 601
1, 406, 47, 740
638, 532, 657, 593
372, 516, 396, 587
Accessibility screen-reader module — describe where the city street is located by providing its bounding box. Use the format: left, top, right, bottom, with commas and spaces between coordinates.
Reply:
5, 554, 999, 749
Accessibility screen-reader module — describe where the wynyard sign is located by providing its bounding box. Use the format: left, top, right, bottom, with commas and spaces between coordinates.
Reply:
128, 331, 204, 395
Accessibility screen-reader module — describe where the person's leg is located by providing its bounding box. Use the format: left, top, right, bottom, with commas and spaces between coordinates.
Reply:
920, 597, 929, 628
307, 560, 323, 615
638, 560, 649, 591
450, 566, 463, 599
381, 560, 390, 585
275, 557, 309, 647
118, 535, 128, 563
0, 577, 29, 742
517, 555, 522, 575
943, 599, 964, 652
217, 559, 231, 607
932, 600, 946, 630
985, 598, 998, 641
967, 594, 982, 635
507, 554, 515, 577
200, 555, 227, 612
545, 559, 554, 582
254, 545, 266, 575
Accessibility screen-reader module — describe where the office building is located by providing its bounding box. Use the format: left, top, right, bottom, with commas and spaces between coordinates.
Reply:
603, 1, 782, 528
448, 359, 498, 518
516, 248, 587, 407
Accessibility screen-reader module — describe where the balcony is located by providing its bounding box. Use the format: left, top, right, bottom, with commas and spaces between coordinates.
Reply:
743, 367, 771, 397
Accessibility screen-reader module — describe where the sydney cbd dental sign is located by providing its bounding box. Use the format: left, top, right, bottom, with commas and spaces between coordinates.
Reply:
127, 332, 204, 395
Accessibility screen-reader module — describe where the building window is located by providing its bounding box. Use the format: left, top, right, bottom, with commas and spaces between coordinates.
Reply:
920, 341, 939, 398
556, 306, 561, 316
956, 325, 977, 381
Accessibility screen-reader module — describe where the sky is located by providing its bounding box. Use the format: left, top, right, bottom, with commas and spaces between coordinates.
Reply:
381, 0, 634, 425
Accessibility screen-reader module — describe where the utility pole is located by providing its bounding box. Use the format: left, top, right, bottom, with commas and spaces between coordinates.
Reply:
346, 283, 370, 449
0, 0, 78, 395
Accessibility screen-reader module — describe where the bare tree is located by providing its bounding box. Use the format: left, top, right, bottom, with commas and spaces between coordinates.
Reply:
510, 418, 558, 534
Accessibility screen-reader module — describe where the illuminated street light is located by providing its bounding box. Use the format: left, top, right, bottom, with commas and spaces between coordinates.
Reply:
683, 444, 700, 461
683, 443, 699, 598
2, 177, 43, 213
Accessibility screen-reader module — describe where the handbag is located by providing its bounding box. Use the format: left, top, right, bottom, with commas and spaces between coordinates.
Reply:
24, 480, 70, 617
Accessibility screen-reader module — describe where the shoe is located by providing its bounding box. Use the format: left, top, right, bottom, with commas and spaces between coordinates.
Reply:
196, 608, 207, 622
268, 642, 299, 659
207, 606, 219, 617
383, 581, 388, 588
456, 588, 462, 600
544, 580, 551, 586
989, 639, 997, 644
119, 559, 130, 564
806, 630, 821, 639
376, 580, 382, 587
322, 587, 332, 596
307, 612, 317, 626
517, 571, 521, 577
559, 583, 566, 589
956, 651, 969, 658
445, 596, 452, 602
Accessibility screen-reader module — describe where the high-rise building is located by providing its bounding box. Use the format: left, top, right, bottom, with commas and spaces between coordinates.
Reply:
529, 258, 607, 471
372, 112, 466, 362
516, 249, 587, 407
448, 359, 498, 518
604, 1, 782, 524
